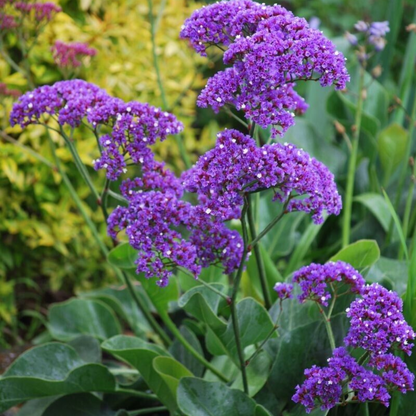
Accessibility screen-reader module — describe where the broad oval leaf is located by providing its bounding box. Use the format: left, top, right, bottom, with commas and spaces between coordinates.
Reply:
48, 298, 121, 342
330, 239, 380, 271
0, 343, 115, 413
178, 377, 257, 416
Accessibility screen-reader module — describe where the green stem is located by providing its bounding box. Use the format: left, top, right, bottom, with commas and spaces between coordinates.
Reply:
248, 199, 289, 248
45, 131, 109, 258
59, 127, 100, 201
230, 201, 250, 394
121, 271, 172, 347
115, 388, 157, 400
128, 406, 167, 416
147, 0, 190, 169
317, 304, 336, 351
246, 324, 278, 365
101, 178, 110, 221
342, 65, 365, 248
246, 194, 272, 309
109, 368, 139, 376
159, 311, 229, 382
179, 267, 230, 301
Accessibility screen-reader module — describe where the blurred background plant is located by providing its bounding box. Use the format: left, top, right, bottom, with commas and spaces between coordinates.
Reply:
1, 0, 416, 360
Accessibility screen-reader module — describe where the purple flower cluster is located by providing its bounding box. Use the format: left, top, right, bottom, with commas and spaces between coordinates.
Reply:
181, 0, 349, 136
292, 261, 365, 306
107, 191, 243, 287
0, 12, 16, 29
292, 278, 415, 412
345, 283, 415, 355
14, 2, 61, 22
51, 41, 97, 69
274, 282, 293, 300
293, 347, 390, 412
182, 129, 342, 223
10, 80, 184, 181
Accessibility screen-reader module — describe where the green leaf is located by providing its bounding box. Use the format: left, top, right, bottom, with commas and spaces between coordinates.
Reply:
366, 257, 408, 296
0, 343, 116, 412
255, 405, 274, 416
354, 193, 392, 232
206, 298, 276, 364
178, 284, 228, 331
41, 393, 127, 416
107, 242, 137, 269
330, 239, 380, 271
382, 189, 409, 260
68, 335, 101, 363
378, 123, 409, 183
232, 349, 272, 397
102, 335, 189, 412
170, 326, 204, 377
80, 285, 152, 337
153, 356, 193, 400
178, 265, 228, 292
48, 298, 121, 342
178, 377, 257, 416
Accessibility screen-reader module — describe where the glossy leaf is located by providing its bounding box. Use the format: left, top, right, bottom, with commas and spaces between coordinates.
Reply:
48, 298, 121, 341
178, 377, 257, 416
330, 239, 380, 271
0, 343, 116, 412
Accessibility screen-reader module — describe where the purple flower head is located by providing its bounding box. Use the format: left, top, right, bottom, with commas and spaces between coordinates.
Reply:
10, 80, 108, 128
11, 80, 184, 182
14, 2, 61, 22
369, 354, 415, 393
345, 283, 416, 355
369, 21, 390, 37
293, 347, 390, 413
182, 129, 341, 223
107, 191, 243, 286
0, 12, 17, 29
274, 282, 293, 300
292, 261, 365, 306
120, 156, 183, 199
90, 99, 184, 180
182, 0, 349, 136
52, 41, 97, 69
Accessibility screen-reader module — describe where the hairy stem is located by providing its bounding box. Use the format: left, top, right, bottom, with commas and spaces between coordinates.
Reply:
342, 65, 365, 247
247, 194, 272, 309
